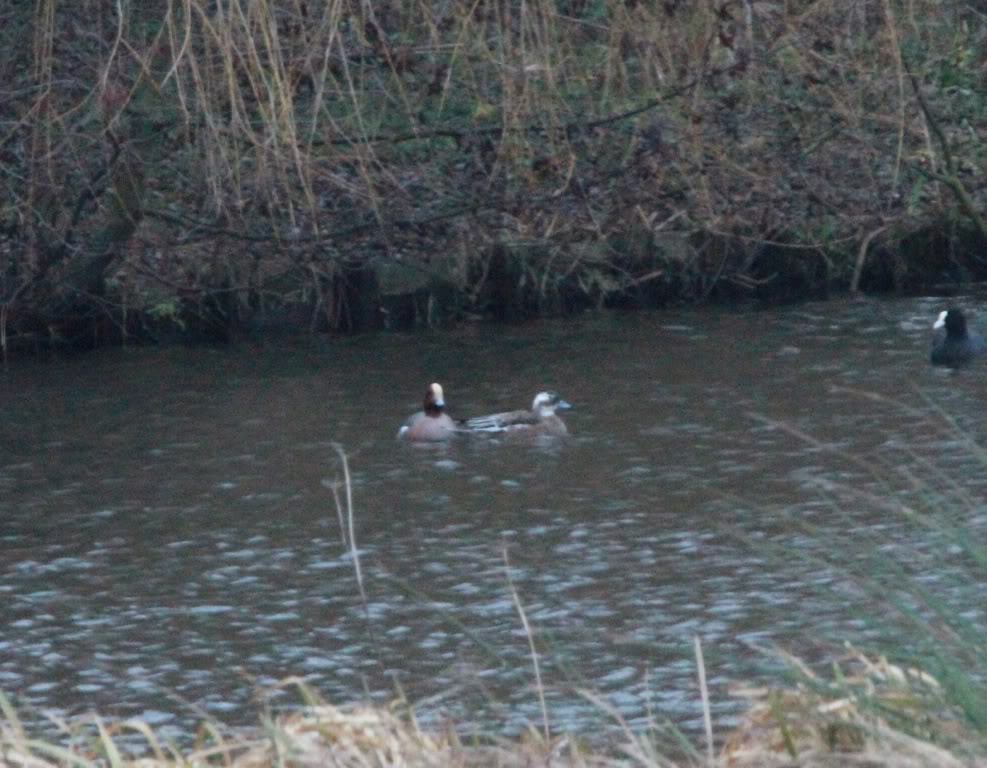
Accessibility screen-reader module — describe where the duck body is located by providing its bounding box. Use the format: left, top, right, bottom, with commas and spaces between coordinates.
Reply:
930, 309, 987, 368
463, 391, 572, 437
398, 383, 459, 442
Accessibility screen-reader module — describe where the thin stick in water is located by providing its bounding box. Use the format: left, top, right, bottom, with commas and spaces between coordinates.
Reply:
331, 443, 367, 609
695, 635, 714, 765
503, 544, 551, 741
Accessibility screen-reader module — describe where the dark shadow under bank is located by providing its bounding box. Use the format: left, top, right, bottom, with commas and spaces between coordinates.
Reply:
3, 222, 986, 355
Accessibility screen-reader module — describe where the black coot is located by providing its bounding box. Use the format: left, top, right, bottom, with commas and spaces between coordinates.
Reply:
930, 308, 986, 368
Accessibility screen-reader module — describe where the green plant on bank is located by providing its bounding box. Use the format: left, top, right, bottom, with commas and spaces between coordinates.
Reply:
741, 393, 987, 760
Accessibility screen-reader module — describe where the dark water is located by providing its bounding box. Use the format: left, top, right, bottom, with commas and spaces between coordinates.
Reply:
2, 296, 987, 740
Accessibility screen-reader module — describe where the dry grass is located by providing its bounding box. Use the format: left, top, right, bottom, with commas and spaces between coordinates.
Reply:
722, 648, 987, 768
1, 649, 986, 768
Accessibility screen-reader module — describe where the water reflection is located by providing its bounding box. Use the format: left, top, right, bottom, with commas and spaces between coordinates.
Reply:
1, 297, 986, 739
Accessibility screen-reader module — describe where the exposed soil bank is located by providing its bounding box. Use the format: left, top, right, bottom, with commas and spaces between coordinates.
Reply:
2, 222, 985, 354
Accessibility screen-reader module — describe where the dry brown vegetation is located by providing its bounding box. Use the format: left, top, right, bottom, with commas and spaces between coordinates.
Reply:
1, 651, 986, 767
0, 0, 985, 350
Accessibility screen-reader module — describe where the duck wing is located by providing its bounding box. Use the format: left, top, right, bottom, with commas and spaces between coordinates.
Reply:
464, 408, 538, 433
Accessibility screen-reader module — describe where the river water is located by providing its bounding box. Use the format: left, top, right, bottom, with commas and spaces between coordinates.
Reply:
2, 296, 986, 741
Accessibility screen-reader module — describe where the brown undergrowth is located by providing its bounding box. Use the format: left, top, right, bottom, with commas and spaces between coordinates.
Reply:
0, 0, 985, 351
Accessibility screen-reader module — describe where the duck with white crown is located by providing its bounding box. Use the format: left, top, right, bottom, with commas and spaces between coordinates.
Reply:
463, 391, 572, 437
398, 383, 459, 442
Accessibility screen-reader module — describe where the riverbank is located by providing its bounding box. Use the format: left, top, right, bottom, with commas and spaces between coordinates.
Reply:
1, 1, 984, 354
0, 649, 982, 767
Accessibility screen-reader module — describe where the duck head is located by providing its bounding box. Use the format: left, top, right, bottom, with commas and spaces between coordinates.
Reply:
531, 391, 571, 417
423, 382, 446, 417
935, 308, 968, 338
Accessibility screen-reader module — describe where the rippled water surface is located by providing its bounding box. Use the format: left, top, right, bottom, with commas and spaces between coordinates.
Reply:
3, 297, 987, 739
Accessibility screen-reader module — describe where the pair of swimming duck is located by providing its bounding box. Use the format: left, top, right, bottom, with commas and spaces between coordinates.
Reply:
398, 384, 572, 442
930, 308, 987, 368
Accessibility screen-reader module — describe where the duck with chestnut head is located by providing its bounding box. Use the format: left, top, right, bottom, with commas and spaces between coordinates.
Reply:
398, 383, 459, 442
